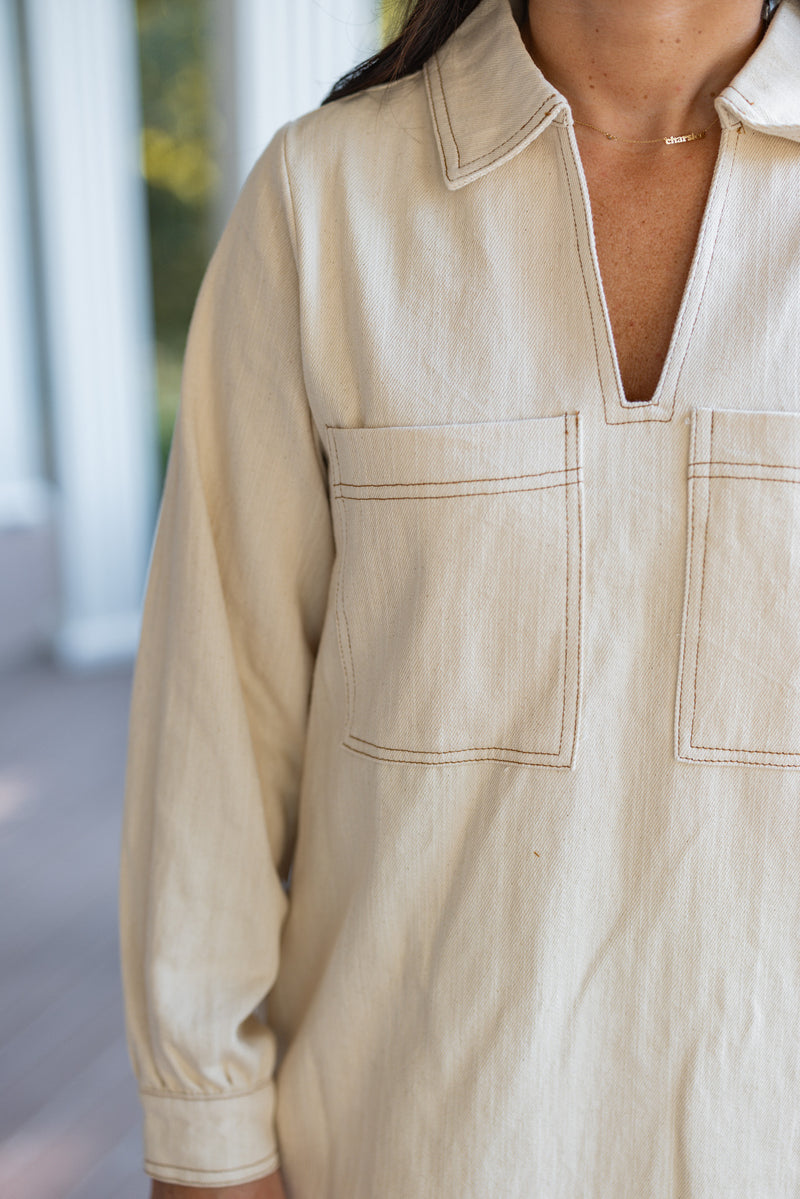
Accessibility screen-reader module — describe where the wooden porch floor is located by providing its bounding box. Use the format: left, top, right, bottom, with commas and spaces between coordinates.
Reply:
0, 525, 148, 1199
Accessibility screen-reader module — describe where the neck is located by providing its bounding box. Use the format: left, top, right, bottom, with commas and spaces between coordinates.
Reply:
523, 0, 767, 145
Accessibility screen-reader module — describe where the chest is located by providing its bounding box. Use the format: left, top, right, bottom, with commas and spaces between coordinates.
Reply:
577, 136, 721, 404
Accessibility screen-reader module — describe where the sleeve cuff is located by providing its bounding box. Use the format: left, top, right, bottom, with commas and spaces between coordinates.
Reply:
141, 1079, 281, 1188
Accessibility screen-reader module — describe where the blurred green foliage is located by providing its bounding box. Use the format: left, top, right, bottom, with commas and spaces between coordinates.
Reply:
136, 0, 393, 480
136, 0, 219, 479
382, 0, 409, 40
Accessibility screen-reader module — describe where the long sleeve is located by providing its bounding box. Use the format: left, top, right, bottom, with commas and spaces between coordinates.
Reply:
117, 124, 335, 1189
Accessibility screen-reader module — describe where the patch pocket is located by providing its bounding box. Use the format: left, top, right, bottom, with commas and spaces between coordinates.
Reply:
676, 407, 800, 767
327, 414, 583, 768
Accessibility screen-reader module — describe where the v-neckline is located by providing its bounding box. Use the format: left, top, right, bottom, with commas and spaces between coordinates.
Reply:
558, 116, 741, 424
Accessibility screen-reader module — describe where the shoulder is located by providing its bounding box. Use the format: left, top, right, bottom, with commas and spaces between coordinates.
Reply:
276, 70, 436, 206
292, 71, 429, 157
228, 67, 442, 264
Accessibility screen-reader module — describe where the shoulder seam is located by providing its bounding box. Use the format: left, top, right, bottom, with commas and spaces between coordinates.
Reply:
279, 125, 300, 267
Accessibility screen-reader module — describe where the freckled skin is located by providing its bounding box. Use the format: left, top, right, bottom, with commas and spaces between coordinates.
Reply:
577, 134, 722, 402
523, 0, 765, 402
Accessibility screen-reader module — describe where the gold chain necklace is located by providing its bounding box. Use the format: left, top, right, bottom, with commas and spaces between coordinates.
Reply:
570, 0, 779, 147
573, 113, 720, 146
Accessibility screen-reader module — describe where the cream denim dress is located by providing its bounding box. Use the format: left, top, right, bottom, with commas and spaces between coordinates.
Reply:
118, 0, 800, 1193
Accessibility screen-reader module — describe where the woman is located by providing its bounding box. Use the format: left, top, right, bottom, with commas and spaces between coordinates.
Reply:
120, 0, 800, 1195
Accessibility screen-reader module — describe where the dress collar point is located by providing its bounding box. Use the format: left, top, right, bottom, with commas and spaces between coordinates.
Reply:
717, 88, 800, 142
426, 57, 567, 189
425, 0, 800, 184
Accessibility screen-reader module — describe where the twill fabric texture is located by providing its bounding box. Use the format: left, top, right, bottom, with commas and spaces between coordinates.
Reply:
118, 0, 800, 1193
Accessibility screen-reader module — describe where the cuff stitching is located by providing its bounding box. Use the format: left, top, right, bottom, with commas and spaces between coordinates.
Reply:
146, 1149, 280, 1174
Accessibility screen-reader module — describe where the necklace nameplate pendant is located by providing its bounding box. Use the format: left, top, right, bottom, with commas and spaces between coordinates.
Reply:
577, 118, 717, 145
665, 131, 706, 145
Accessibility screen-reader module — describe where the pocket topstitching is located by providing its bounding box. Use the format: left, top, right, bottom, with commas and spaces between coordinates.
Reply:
676, 406, 800, 767
327, 414, 584, 768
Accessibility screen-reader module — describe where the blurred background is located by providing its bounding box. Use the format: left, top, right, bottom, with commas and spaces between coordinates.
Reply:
0, 2, 386, 1195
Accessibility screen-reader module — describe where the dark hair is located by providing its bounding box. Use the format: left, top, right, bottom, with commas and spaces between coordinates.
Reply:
323, 0, 484, 105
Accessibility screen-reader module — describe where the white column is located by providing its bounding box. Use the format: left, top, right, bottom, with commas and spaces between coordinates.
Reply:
23, 0, 158, 668
213, 0, 379, 230
0, 0, 48, 527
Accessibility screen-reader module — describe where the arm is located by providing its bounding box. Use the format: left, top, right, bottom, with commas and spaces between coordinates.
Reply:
119, 122, 333, 1189
150, 1170, 287, 1198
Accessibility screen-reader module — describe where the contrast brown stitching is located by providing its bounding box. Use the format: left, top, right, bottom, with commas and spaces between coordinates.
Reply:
433, 52, 559, 174
557, 414, 570, 757
323, 423, 339, 476
556, 131, 676, 424
344, 435, 575, 757
341, 415, 580, 765
678, 752, 800, 766
691, 458, 800, 471
332, 479, 580, 501
350, 732, 560, 755
729, 85, 755, 107
425, 62, 455, 183
656, 137, 725, 408
346, 446, 573, 753
433, 55, 461, 169
687, 473, 800, 484
556, 134, 615, 425
343, 740, 573, 768
673, 127, 740, 405
334, 466, 580, 489
571, 417, 584, 759
329, 434, 354, 725
338, 477, 358, 727
684, 411, 800, 760
689, 411, 715, 748
676, 409, 698, 750
611, 126, 737, 426
604, 409, 674, 426
144, 1153, 279, 1174
453, 92, 559, 170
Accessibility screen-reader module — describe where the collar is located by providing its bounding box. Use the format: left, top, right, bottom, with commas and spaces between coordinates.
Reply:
424, 0, 800, 189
